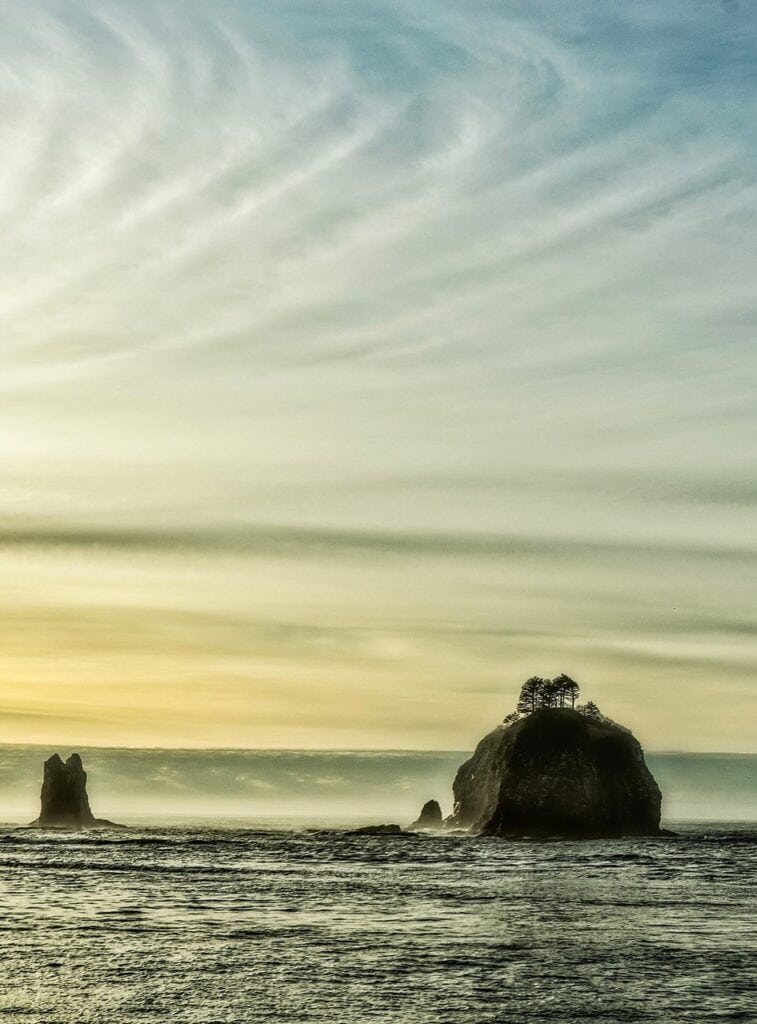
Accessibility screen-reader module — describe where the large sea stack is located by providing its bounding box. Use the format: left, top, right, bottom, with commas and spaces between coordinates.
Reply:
29, 753, 121, 829
447, 708, 662, 838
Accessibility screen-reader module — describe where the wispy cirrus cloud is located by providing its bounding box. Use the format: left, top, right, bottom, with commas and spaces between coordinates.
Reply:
0, 0, 755, 749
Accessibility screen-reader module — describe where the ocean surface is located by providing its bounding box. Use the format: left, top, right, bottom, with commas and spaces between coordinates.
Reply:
1, 822, 755, 1024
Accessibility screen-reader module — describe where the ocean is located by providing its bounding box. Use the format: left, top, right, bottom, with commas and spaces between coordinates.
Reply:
1, 822, 756, 1023
2, 748, 756, 1022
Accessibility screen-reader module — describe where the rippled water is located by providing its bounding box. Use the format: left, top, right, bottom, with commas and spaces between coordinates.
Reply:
1, 823, 755, 1023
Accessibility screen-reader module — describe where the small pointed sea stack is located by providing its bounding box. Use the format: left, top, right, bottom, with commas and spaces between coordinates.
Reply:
410, 799, 443, 830
29, 753, 122, 829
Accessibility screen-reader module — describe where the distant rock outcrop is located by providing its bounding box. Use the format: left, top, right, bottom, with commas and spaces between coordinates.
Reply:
447, 708, 663, 838
347, 824, 408, 836
29, 753, 122, 829
410, 799, 443, 830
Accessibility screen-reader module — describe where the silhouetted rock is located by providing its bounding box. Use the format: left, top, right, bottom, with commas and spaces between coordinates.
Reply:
29, 753, 122, 829
347, 824, 407, 836
447, 708, 663, 838
410, 799, 443, 830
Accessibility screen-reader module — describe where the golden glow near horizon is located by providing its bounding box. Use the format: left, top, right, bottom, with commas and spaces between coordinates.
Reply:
1, 1, 756, 752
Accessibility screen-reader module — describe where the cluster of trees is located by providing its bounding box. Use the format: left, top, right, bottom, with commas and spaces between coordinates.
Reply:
502, 675, 602, 724
519, 674, 581, 711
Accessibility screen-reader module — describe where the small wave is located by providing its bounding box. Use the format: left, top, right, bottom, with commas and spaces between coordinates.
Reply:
696, 830, 757, 845
0, 831, 242, 848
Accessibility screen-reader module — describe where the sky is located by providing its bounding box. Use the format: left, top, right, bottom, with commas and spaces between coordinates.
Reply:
0, 0, 756, 753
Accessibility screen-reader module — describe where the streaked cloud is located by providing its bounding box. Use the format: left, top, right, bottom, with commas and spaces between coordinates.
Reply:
0, 0, 755, 750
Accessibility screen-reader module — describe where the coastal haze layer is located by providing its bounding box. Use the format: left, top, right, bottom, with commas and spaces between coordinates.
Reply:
2, 745, 756, 825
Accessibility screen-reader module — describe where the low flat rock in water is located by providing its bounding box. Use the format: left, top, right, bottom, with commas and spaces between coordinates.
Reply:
347, 824, 416, 837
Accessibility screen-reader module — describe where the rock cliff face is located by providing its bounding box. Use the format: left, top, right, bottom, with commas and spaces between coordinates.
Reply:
448, 709, 662, 838
410, 799, 443, 830
29, 753, 121, 828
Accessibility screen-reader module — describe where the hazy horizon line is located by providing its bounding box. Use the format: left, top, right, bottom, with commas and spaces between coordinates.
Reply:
2, 741, 756, 758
